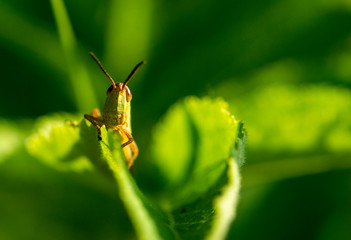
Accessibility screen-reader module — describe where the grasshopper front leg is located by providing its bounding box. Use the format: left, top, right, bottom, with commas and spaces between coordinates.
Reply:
84, 108, 103, 140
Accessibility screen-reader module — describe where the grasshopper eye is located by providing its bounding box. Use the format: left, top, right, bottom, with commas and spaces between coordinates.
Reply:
125, 86, 132, 102
106, 85, 114, 95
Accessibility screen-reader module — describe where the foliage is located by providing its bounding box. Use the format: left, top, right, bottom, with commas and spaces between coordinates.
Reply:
25, 97, 244, 240
1, 0, 351, 239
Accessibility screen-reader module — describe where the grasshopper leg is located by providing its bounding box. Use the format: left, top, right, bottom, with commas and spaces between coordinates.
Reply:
84, 113, 103, 141
125, 140, 138, 169
113, 126, 139, 168
121, 128, 139, 169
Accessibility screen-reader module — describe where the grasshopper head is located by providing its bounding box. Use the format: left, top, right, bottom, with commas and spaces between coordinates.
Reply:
106, 83, 132, 102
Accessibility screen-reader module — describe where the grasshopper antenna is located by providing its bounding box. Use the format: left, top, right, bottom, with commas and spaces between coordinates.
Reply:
89, 52, 117, 89
122, 61, 146, 90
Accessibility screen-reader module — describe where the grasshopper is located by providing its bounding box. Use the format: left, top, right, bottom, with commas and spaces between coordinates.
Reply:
85, 52, 144, 169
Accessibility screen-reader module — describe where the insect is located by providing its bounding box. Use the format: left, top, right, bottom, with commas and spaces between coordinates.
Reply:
85, 52, 144, 169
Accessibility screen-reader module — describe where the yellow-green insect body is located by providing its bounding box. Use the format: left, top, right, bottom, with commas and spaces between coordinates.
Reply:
102, 83, 131, 128
85, 52, 144, 168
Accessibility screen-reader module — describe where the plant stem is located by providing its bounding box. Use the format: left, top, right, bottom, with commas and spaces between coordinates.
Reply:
50, 0, 98, 112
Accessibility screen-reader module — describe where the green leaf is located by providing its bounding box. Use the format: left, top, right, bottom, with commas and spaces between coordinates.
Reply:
169, 158, 241, 240
0, 119, 27, 163
25, 97, 245, 240
100, 127, 175, 240
26, 114, 94, 172
215, 66, 351, 185
101, 97, 243, 240
151, 97, 244, 239
152, 97, 242, 205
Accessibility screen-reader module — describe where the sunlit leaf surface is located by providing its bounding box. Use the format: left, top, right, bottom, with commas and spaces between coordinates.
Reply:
25, 97, 244, 240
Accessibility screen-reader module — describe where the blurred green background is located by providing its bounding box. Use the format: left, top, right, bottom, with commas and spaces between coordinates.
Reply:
1, 0, 351, 239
